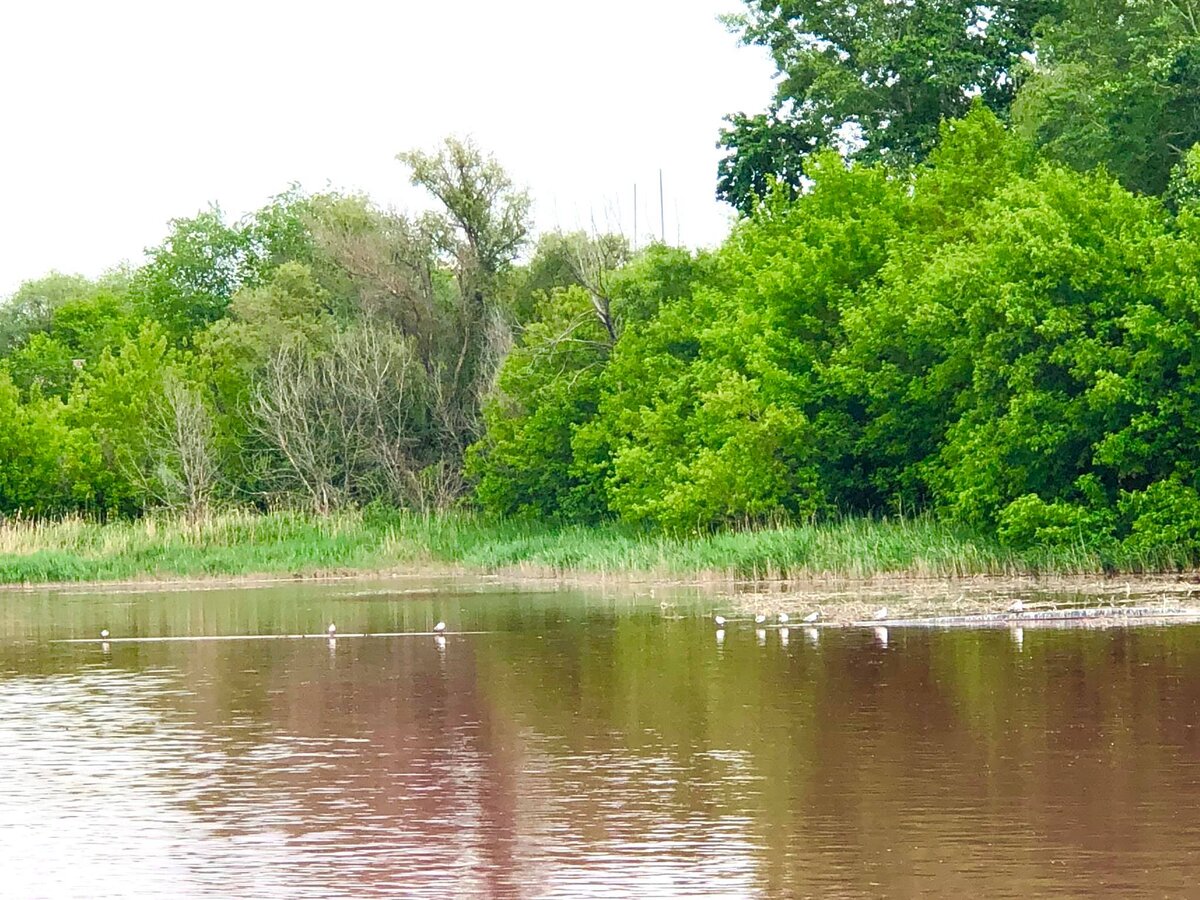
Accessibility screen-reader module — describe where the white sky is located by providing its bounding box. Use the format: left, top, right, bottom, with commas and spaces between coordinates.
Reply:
0, 0, 775, 297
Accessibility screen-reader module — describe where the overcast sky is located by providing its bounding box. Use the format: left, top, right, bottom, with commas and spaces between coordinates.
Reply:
0, 1, 775, 297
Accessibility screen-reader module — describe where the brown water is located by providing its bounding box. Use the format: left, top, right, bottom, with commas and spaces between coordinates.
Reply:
3, 580, 1200, 898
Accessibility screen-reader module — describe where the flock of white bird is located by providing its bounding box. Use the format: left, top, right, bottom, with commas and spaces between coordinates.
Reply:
712, 598, 1029, 631
100, 601, 1033, 643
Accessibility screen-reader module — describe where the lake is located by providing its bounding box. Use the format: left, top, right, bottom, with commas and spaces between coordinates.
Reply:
2, 578, 1199, 897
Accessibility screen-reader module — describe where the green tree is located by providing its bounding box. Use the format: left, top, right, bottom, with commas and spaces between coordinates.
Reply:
1013, 0, 1200, 195
471, 244, 700, 521
0, 371, 102, 516
131, 207, 260, 344
718, 0, 1053, 211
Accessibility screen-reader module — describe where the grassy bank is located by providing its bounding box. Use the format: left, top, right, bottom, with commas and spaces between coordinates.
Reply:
0, 508, 1188, 588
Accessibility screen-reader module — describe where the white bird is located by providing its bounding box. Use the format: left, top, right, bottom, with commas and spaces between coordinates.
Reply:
99, 629, 110, 640
754, 613, 767, 625
714, 615, 727, 627
433, 621, 446, 633
873, 607, 889, 621
803, 611, 820, 624
327, 623, 336, 637
778, 612, 790, 624
1006, 599, 1025, 614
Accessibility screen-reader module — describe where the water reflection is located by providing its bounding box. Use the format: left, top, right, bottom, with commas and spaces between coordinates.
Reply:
2, 584, 1200, 896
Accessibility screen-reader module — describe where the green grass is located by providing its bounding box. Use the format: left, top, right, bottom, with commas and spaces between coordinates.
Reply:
0, 507, 1185, 586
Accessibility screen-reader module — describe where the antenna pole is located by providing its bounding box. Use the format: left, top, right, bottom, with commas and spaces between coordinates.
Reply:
659, 169, 665, 243
633, 184, 638, 251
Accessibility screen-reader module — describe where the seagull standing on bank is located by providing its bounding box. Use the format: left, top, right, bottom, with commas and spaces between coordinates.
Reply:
714, 615, 727, 627
754, 613, 767, 625
1006, 599, 1025, 614
778, 612, 790, 625
100, 629, 110, 640
803, 611, 820, 624
433, 621, 446, 633
873, 607, 889, 621
327, 623, 337, 637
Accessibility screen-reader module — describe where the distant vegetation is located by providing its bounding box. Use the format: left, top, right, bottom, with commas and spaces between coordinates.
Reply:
5, 0, 1200, 576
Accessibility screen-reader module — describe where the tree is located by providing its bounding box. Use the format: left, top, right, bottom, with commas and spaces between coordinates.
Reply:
1013, 0, 1200, 195
717, 0, 1053, 211
131, 207, 260, 343
250, 325, 431, 512
398, 137, 531, 290
0, 271, 126, 355
134, 374, 220, 520
0, 371, 101, 516
310, 142, 531, 486
71, 323, 181, 516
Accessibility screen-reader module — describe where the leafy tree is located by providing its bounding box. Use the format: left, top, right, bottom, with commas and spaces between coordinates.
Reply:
1013, 0, 1200, 195
717, 0, 1053, 211
69, 323, 181, 515
131, 207, 261, 344
0, 272, 95, 353
0, 373, 89, 515
398, 136, 531, 291
471, 244, 699, 521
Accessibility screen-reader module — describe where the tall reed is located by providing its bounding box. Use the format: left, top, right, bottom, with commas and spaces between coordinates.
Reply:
0, 508, 1179, 586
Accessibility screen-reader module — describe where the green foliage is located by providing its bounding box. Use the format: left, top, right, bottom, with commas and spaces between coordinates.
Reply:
717, 0, 1052, 211
1013, 0, 1200, 196
0, 367, 112, 516
1119, 479, 1200, 561
131, 207, 262, 344
10, 89, 1200, 576
996, 493, 1113, 551
0, 271, 98, 353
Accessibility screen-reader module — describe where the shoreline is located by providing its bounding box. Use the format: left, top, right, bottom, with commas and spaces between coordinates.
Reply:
7, 563, 1200, 625
5, 510, 1200, 623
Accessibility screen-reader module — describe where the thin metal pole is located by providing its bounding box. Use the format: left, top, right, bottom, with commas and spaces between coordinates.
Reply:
633, 184, 638, 251
659, 169, 665, 243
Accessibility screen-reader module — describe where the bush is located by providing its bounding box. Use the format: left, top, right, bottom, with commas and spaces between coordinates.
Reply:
1119, 480, 1200, 561
996, 493, 1112, 550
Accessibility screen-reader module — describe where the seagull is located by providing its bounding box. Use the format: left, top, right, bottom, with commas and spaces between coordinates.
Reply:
754, 613, 767, 625
100, 629, 110, 640
1006, 599, 1025, 614
714, 615, 727, 627
873, 607, 889, 621
327, 623, 336, 637
778, 612, 790, 624
803, 611, 820, 624
433, 622, 446, 633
